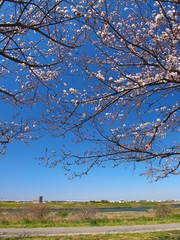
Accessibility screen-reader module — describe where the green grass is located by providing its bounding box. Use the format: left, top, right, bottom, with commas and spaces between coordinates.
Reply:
57, 211, 69, 218
0, 231, 180, 239
1, 214, 180, 228
0, 201, 162, 210
0, 202, 30, 209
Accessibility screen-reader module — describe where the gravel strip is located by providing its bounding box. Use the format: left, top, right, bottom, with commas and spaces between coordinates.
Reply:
0, 223, 180, 237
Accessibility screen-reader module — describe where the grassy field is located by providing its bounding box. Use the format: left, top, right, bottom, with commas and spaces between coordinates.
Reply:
0, 231, 180, 240
0, 201, 180, 228
0, 201, 165, 210
1, 215, 180, 228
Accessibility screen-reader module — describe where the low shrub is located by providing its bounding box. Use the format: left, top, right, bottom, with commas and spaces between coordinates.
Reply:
58, 211, 69, 218
156, 204, 172, 217
77, 206, 98, 221
90, 219, 98, 226
15, 204, 50, 220
30, 204, 50, 220
1, 220, 9, 225
23, 218, 32, 224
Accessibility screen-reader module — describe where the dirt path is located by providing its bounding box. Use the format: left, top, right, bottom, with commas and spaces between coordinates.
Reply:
0, 223, 180, 237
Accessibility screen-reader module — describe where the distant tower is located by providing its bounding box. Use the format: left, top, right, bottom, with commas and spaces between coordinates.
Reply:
38, 196, 43, 203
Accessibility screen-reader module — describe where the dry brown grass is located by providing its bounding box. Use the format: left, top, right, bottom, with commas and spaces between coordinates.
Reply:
97, 210, 155, 220
0, 204, 51, 222
48, 209, 157, 223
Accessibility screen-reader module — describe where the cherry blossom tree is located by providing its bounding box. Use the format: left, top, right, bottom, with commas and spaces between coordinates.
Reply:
0, 0, 179, 180
0, 0, 83, 154
43, 0, 180, 180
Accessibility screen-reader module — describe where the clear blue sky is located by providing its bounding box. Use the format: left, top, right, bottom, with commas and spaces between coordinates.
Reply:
0, 136, 180, 202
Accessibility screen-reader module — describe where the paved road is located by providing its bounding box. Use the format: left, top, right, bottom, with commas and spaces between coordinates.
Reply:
0, 223, 180, 237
